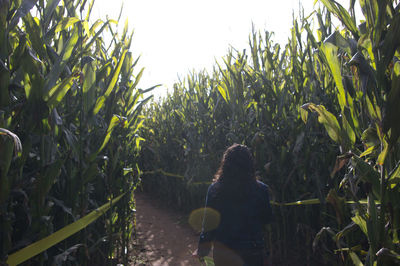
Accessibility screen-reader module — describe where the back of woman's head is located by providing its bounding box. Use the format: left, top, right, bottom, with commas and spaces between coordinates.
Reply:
214, 143, 256, 184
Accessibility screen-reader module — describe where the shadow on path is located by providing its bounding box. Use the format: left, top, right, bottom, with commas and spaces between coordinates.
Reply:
131, 192, 202, 266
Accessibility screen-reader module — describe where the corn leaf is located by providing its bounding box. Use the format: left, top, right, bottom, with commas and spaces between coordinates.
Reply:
217, 84, 229, 103
82, 60, 97, 111
351, 212, 367, 236
300, 106, 308, 124
6, 193, 125, 266
55, 17, 80, 33
388, 160, 400, 189
302, 103, 341, 143
9, 0, 39, 30
367, 193, 379, 254
23, 13, 47, 59
349, 251, 363, 266
319, 0, 359, 38
104, 50, 128, 97
97, 115, 122, 154
43, 0, 61, 30
44, 26, 79, 93
93, 96, 106, 115
360, 146, 374, 157
351, 156, 381, 199
320, 43, 349, 111
45, 75, 76, 109
376, 138, 389, 166
376, 248, 400, 262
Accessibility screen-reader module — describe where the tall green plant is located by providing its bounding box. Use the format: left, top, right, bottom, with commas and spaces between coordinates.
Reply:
0, 0, 150, 264
304, 0, 400, 265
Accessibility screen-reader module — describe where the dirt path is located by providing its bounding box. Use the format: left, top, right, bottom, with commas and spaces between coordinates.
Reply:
131, 192, 202, 266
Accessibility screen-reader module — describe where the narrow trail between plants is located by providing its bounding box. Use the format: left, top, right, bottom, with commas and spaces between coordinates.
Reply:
131, 192, 202, 266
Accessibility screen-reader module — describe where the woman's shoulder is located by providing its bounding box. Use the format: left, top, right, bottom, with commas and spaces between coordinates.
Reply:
256, 179, 268, 187
207, 181, 219, 193
255, 180, 269, 191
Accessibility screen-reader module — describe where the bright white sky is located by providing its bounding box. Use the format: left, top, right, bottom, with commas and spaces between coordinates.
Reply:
93, 0, 355, 98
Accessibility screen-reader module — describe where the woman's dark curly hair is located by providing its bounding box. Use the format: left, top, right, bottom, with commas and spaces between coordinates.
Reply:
213, 143, 256, 185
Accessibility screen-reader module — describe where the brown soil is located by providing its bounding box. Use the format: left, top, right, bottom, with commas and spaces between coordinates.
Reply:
130, 192, 203, 266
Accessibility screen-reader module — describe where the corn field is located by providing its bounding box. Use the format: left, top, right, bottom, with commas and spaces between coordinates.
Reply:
0, 0, 399, 265
139, 0, 400, 265
0, 0, 152, 264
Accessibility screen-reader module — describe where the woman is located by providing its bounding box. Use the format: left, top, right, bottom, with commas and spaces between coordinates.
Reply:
195, 143, 272, 266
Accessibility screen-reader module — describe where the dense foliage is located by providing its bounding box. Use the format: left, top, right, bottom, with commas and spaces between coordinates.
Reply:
139, 0, 400, 265
0, 0, 151, 264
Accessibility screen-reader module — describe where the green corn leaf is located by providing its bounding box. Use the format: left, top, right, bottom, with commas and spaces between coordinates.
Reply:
55, 17, 80, 33
93, 96, 106, 115
343, 106, 359, 142
139, 84, 160, 95
22, 47, 45, 101
82, 163, 99, 184
97, 115, 121, 153
324, 31, 356, 55
367, 193, 379, 254
121, 51, 133, 82
0, 128, 22, 158
135, 136, 145, 151
376, 248, 400, 262
351, 211, 367, 236
335, 222, 358, 242
302, 103, 341, 143
104, 50, 127, 97
43, 0, 61, 30
82, 60, 96, 111
43, 26, 79, 93
36, 159, 63, 206
383, 61, 400, 147
320, 42, 350, 111
349, 251, 363, 266
284, 198, 321, 206
270, 198, 321, 206
45, 75, 76, 108
6, 193, 125, 266
217, 84, 229, 103
388, 160, 400, 189
126, 68, 144, 106
379, 12, 400, 85
89, 19, 103, 35
85, 19, 116, 50
358, 0, 374, 26
270, 198, 376, 207
128, 95, 153, 123
85, 0, 95, 21
376, 138, 389, 166
318, 0, 359, 38
23, 13, 47, 60
9, 0, 39, 30
127, 91, 141, 117
361, 127, 379, 149
300, 106, 308, 123
360, 146, 374, 157
82, 20, 90, 37
342, 112, 356, 147
351, 156, 381, 199
0, 129, 19, 205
